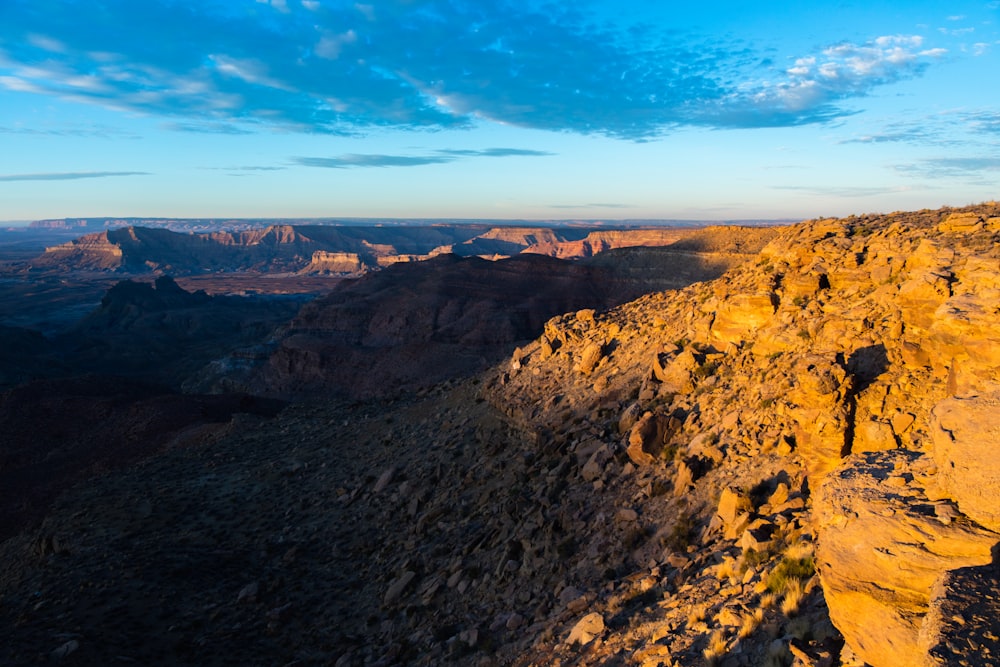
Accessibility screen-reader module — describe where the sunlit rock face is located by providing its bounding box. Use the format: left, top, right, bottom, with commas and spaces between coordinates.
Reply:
492, 202, 1000, 666
814, 450, 997, 667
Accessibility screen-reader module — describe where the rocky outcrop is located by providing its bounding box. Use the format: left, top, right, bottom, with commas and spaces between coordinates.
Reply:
300, 250, 369, 275
929, 389, 1000, 532
814, 451, 998, 667
492, 202, 1000, 666
37, 230, 125, 270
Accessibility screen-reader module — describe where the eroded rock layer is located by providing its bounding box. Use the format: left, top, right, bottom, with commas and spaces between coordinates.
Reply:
0, 204, 998, 667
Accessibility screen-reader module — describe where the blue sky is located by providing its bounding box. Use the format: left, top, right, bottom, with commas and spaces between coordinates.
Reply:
0, 0, 997, 221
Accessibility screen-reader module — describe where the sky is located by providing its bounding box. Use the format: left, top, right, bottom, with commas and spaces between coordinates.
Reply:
0, 0, 998, 222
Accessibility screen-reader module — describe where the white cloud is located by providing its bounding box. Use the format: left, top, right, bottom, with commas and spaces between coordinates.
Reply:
27, 34, 67, 53
256, 0, 290, 13
315, 30, 357, 59
0, 75, 43, 93
208, 55, 296, 92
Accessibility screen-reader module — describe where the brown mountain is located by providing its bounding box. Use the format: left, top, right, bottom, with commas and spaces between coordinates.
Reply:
26, 223, 773, 276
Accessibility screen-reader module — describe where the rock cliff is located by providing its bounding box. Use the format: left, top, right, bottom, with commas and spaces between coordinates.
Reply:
487, 202, 1000, 666
0, 204, 997, 667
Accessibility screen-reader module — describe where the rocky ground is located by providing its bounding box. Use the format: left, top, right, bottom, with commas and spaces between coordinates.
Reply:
0, 203, 998, 667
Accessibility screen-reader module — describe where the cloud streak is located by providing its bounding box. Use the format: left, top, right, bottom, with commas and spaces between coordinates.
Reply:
0, 1, 952, 139
0, 171, 150, 181
772, 184, 918, 197
895, 156, 1000, 178
548, 203, 636, 209
293, 147, 553, 169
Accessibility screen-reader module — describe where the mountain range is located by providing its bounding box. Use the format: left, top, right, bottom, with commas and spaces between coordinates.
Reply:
26, 224, 776, 276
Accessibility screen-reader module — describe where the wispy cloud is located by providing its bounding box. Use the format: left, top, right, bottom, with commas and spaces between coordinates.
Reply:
0, 171, 150, 181
964, 111, 1000, 134
548, 203, 636, 209
838, 109, 1000, 145
294, 154, 455, 169
0, 2, 954, 139
896, 156, 1000, 178
436, 148, 554, 158
293, 147, 553, 169
160, 121, 257, 135
0, 124, 139, 138
772, 184, 918, 197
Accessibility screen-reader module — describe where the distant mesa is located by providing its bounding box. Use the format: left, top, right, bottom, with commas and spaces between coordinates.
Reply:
25, 222, 780, 277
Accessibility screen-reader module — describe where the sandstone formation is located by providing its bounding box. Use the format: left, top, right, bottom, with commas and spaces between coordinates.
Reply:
493, 203, 1000, 665
1, 203, 998, 667
814, 451, 997, 667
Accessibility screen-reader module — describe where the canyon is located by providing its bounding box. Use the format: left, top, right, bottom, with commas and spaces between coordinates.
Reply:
0, 204, 997, 666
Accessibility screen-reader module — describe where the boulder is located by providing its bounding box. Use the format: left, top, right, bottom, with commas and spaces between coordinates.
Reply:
710, 293, 777, 344
930, 389, 1000, 532
937, 212, 984, 233
651, 348, 698, 393
814, 451, 998, 667
577, 340, 605, 375
785, 355, 853, 478
626, 412, 669, 466
567, 612, 605, 645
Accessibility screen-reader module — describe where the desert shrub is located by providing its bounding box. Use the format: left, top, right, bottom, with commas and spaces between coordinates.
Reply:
767, 554, 816, 594
716, 556, 739, 584
693, 360, 720, 379
780, 577, 805, 616
663, 512, 695, 552
659, 442, 680, 462
758, 591, 778, 609
739, 547, 773, 574
687, 604, 707, 626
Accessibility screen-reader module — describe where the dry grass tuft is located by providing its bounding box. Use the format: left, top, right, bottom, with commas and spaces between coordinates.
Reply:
702, 629, 728, 665
780, 577, 805, 617
686, 603, 708, 626
716, 556, 739, 584
738, 607, 765, 639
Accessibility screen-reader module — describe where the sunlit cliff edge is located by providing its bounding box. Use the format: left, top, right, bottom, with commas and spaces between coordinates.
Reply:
0, 203, 998, 666
488, 202, 1000, 666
